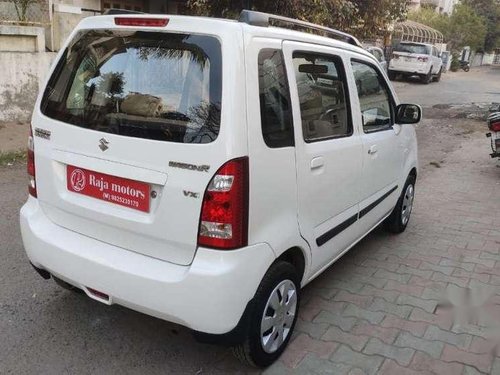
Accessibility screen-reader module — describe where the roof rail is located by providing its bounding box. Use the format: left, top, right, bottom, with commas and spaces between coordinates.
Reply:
104, 8, 145, 15
238, 10, 362, 48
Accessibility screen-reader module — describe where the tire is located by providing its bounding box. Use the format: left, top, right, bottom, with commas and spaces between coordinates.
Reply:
388, 71, 397, 81
232, 261, 300, 368
434, 67, 442, 82
464, 66, 470, 72
384, 174, 416, 234
53, 276, 83, 293
421, 68, 432, 84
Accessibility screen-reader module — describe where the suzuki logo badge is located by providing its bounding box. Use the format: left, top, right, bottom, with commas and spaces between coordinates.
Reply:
99, 138, 109, 152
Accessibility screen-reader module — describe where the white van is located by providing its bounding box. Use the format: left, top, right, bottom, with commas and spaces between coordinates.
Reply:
388, 41, 443, 84
20, 10, 420, 367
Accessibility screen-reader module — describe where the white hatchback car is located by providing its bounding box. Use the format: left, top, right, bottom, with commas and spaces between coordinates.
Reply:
388, 41, 443, 84
20, 10, 420, 367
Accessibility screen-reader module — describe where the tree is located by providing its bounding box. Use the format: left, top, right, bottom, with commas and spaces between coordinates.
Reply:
462, 0, 500, 52
9, 0, 40, 22
186, 0, 408, 39
408, 3, 487, 53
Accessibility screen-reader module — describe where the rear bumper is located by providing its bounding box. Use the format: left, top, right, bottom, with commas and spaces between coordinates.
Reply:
388, 65, 428, 75
20, 196, 276, 334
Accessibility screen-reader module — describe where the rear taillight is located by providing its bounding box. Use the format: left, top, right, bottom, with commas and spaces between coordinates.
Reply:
198, 157, 249, 250
418, 57, 429, 62
27, 126, 37, 197
114, 17, 169, 27
490, 121, 500, 132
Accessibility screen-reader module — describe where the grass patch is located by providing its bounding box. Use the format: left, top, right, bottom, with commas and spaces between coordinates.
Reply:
0, 150, 26, 166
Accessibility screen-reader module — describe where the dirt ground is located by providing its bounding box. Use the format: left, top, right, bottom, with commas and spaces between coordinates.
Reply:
0, 121, 29, 154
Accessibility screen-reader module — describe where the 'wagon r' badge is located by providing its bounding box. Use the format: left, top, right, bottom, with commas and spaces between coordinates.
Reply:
99, 138, 109, 151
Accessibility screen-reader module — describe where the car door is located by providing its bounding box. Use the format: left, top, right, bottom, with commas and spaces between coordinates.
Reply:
283, 41, 363, 276
348, 57, 404, 231
432, 47, 442, 73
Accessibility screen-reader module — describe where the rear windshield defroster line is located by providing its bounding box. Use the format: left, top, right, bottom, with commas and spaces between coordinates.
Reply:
41, 30, 222, 144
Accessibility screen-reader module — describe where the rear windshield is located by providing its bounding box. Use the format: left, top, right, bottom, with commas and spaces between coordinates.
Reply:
41, 30, 222, 144
394, 43, 430, 55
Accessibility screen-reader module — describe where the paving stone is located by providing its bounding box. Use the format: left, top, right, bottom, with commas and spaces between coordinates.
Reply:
369, 298, 413, 319
384, 280, 424, 297
321, 326, 369, 351
352, 323, 400, 345
280, 333, 338, 369
362, 259, 399, 272
439, 258, 475, 272
330, 345, 384, 375
373, 269, 411, 284
441, 344, 493, 374
431, 273, 469, 288
397, 265, 433, 279
293, 353, 352, 375
396, 294, 438, 313
420, 261, 456, 276
409, 351, 463, 375
358, 285, 399, 303
343, 304, 385, 325
313, 311, 357, 331
409, 308, 453, 330
420, 287, 444, 300
468, 336, 499, 355
395, 331, 444, 359
333, 290, 373, 308
378, 359, 423, 375
295, 318, 330, 339
381, 315, 428, 337
363, 338, 415, 366
423, 325, 472, 350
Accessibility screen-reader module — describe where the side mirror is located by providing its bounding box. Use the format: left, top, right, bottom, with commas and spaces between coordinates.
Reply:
396, 104, 422, 124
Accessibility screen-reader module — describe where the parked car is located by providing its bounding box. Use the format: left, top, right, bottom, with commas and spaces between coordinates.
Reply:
486, 112, 500, 160
367, 46, 387, 71
20, 10, 421, 367
388, 41, 443, 84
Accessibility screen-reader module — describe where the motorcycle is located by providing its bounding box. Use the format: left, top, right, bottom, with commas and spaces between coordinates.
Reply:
486, 112, 500, 160
459, 60, 470, 72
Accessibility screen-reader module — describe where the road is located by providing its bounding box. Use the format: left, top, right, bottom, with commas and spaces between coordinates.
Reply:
1, 67, 499, 374
394, 67, 500, 107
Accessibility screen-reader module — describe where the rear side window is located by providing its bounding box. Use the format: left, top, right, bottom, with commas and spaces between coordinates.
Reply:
258, 49, 294, 148
41, 30, 222, 144
292, 52, 351, 142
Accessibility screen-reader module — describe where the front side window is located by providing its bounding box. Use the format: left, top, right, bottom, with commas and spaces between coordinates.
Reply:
292, 52, 351, 142
258, 49, 294, 148
351, 61, 393, 132
42, 30, 222, 144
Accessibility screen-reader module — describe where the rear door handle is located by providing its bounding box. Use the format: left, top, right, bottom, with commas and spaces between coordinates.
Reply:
310, 157, 325, 169
368, 145, 378, 155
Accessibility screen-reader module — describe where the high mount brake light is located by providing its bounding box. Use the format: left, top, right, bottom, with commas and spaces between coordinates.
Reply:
28, 126, 37, 197
114, 17, 169, 27
198, 158, 249, 250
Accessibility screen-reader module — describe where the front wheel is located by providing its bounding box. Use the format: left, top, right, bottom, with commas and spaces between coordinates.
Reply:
232, 261, 300, 368
385, 174, 416, 234
388, 71, 397, 81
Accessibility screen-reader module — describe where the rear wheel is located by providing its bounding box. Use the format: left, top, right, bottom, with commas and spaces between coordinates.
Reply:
388, 71, 397, 80
434, 67, 443, 82
421, 68, 433, 84
385, 174, 416, 234
232, 261, 300, 368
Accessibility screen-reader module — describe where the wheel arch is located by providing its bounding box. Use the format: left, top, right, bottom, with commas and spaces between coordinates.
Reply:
276, 246, 307, 285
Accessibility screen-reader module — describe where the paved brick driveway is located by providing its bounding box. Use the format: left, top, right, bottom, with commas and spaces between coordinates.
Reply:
264, 134, 500, 374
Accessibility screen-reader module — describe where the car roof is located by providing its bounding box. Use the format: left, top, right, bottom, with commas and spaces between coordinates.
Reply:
76, 13, 378, 64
